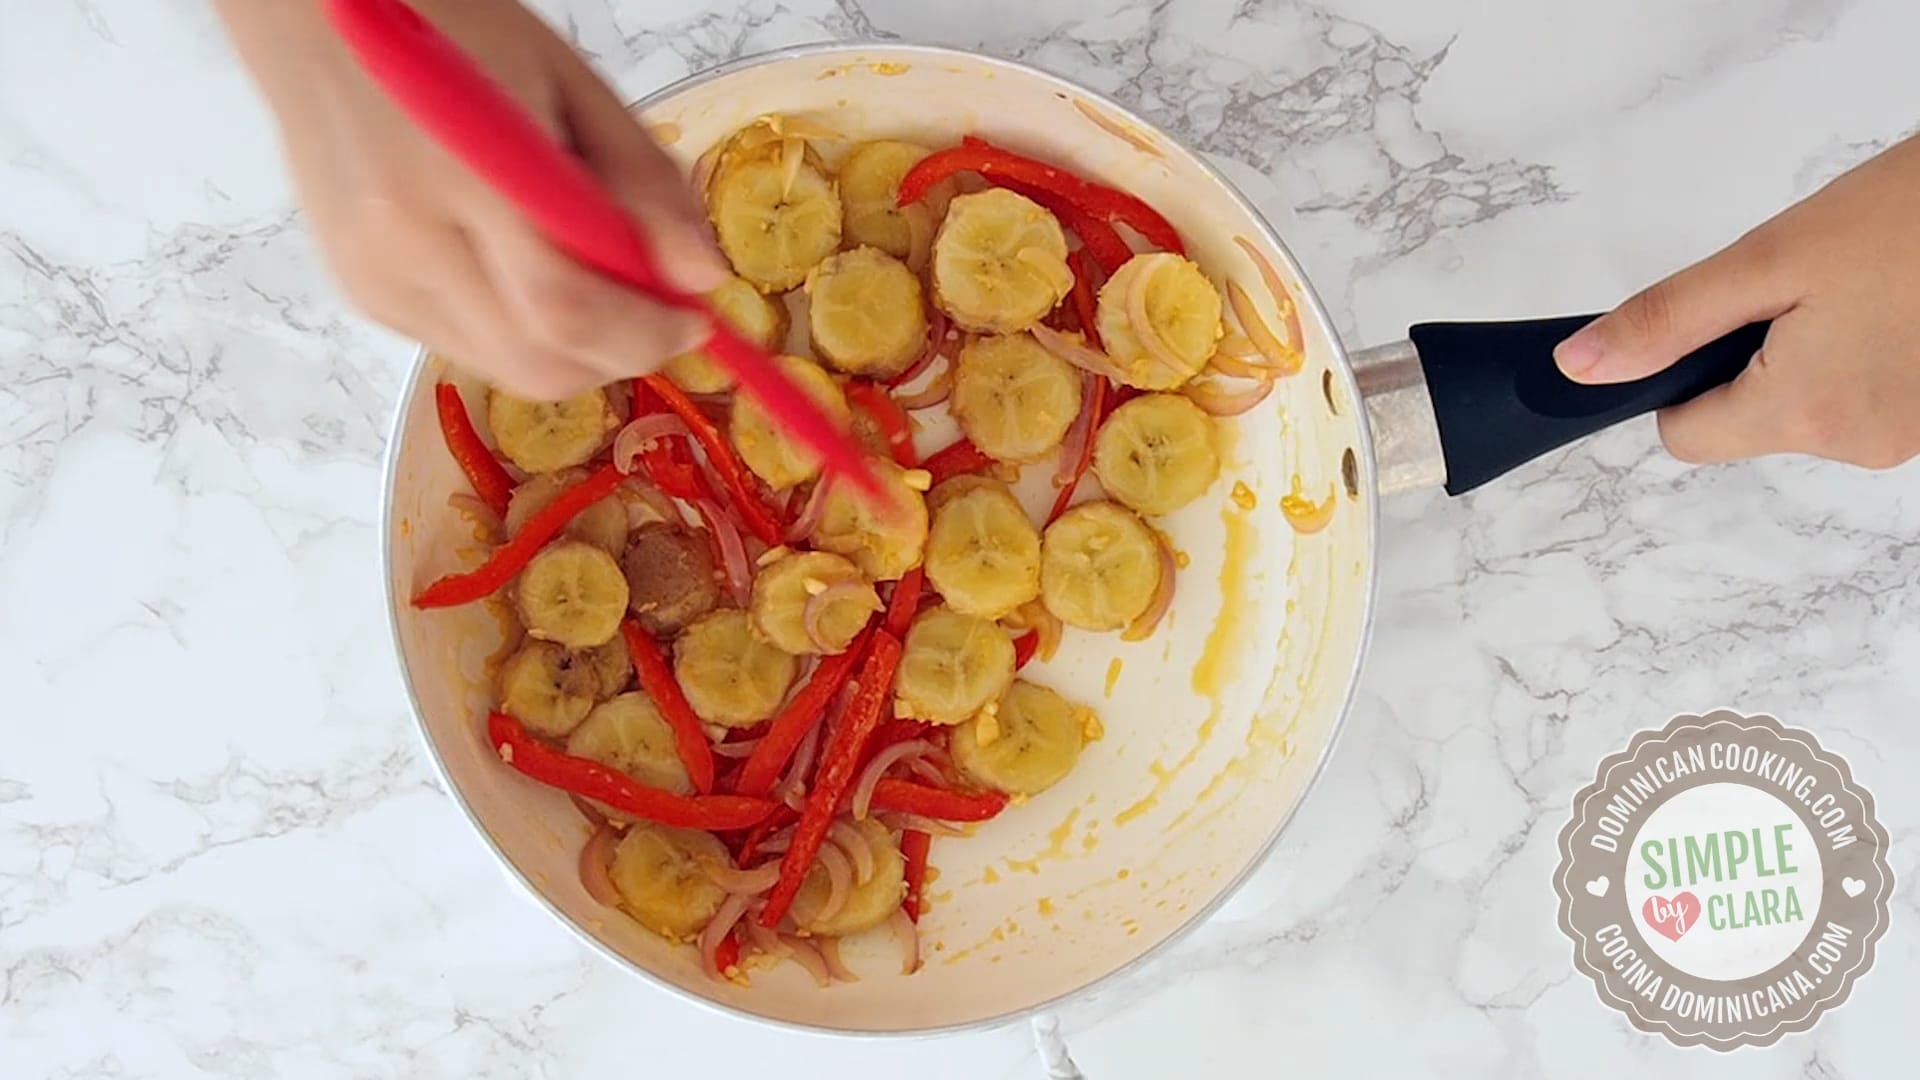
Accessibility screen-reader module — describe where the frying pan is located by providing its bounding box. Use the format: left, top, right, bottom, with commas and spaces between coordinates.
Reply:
382, 43, 1763, 1035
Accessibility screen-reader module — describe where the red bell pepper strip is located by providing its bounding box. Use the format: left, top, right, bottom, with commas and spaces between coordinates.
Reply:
1066, 248, 1104, 350
642, 374, 784, 546
759, 630, 905, 928
900, 828, 932, 922
714, 928, 742, 974
899, 138, 1184, 256
622, 620, 717, 794
884, 566, 924, 638
922, 438, 994, 485
868, 777, 1010, 823
434, 382, 517, 517
414, 463, 624, 607
845, 382, 918, 467
487, 712, 775, 829
1012, 631, 1040, 670
735, 803, 800, 864
735, 627, 874, 797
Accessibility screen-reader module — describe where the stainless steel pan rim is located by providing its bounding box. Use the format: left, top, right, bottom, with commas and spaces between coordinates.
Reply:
379, 39, 1381, 1038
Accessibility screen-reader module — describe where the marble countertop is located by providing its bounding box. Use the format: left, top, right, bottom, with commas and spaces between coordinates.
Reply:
4, 1, 1917, 1076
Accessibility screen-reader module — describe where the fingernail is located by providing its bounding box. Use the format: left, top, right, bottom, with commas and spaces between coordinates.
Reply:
1555, 332, 1604, 378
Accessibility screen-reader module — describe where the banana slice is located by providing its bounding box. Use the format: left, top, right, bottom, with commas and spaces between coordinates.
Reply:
730, 355, 853, 491
923, 478, 1041, 620
950, 680, 1087, 796
582, 637, 634, 699
503, 467, 628, 553
839, 140, 951, 258
665, 275, 789, 394
1091, 392, 1221, 516
673, 609, 799, 727
749, 550, 879, 655
496, 640, 600, 738
896, 606, 1017, 725
515, 540, 631, 648
609, 823, 731, 941
806, 246, 928, 379
808, 457, 930, 582
1095, 252, 1224, 390
709, 155, 842, 292
931, 188, 1071, 334
566, 691, 693, 798
487, 387, 619, 474
1039, 501, 1162, 631
790, 817, 906, 937
950, 332, 1082, 463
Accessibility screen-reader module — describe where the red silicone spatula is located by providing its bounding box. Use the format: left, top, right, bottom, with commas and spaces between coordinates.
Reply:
322, 0, 885, 503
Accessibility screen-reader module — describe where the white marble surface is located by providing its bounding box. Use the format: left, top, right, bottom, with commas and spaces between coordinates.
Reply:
4, 1, 1917, 1076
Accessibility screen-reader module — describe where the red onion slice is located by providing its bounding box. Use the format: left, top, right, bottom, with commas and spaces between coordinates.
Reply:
891, 365, 953, 411
1208, 349, 1289, 381
699, 856, 783, 895
621, 476, 685, 529
698, 893, 753, 981
1125, 255, 1190, 379
1051, 371, 1101, 488
803, 582, 882, 654
906, 756, 949, 786
570, 794, 609, 829
772, 722, 822, 808
1121, 528, 1178, 642
779, 136, 806, 201
756, 829, 797, 855
815, 842, 854, 924
578, 822, 621, 907
711, 737, 762, 759
744, 919, 787, 958
1185, 376, 1276, 417
1031, 324, 1127, 382
1017, 601, 1062, 662
877, 812, 969, 838
827, 821, 876, 885
694, 497, 753, 605
612, 414, 693, 474
850, 739, 938, 821
784, 479, 832, 543
903, 203, 934, 274
1224, 280, 1302, 377
779, 933, 832, 987
887, 907, 921, 974
817, 936, 860, 983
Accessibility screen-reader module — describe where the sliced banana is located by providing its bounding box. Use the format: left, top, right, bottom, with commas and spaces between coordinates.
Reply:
496, 640, 600, 738
1092, 392, 1221, 516
665, 275, 789, 394
749, 550, 879, 655
581, 637, 633, 699
924, 473, 1004, 516
950, 680, 1087, 796
1095, 252, 1223, 390
515, 540, 631, 648
931, 188, 1071, 334
790, 817, 906, 937
924, 478, 1041, 620
808, 457, 930, 582
730, 355, 853, 491
839, 140, 950, 258
673, 609, 799, 727
487, 387, 619, 474
566, 691, 693, 797
950, 332, 1082, 463
609, 823, 731, 942
806, 246, 928, 379
1039, 501, 1162, 631
896, 606, 1017, 725
709, 155, 842, 292
503, 467, 628, 553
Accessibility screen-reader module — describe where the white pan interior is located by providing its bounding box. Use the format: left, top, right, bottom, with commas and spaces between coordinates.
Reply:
384, 44, 1377, 1034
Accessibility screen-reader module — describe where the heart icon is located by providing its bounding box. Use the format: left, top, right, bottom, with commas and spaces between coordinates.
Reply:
1641, 892, 1700, 942
1585, 876, 1610, 897
1843, 876, 1867, 898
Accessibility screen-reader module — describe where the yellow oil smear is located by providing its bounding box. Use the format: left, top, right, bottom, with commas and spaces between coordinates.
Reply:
868, 62, 910, 76
930, 889, 953, 906
1103, 657, 1124, 698
1113, 502, 1255, 827
1230, 481, 1257, 510
1172, 549, 1191, 569
1072, 98, 1163, 158
648, 122, 682, 147
941, 917, 1019, 966
979, 865, 1000, 885
480, 594, 524, 681
1038, 897, 1057, 917
399, 517, 412, 539
1005, 808, 1079, 874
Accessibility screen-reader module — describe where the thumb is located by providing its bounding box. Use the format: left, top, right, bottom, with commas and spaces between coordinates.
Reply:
549, 47, 730, 296
1555, 230, 1794, 385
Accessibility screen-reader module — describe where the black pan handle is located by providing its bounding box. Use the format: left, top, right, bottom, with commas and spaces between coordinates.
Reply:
1406, 315, 1770, 495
